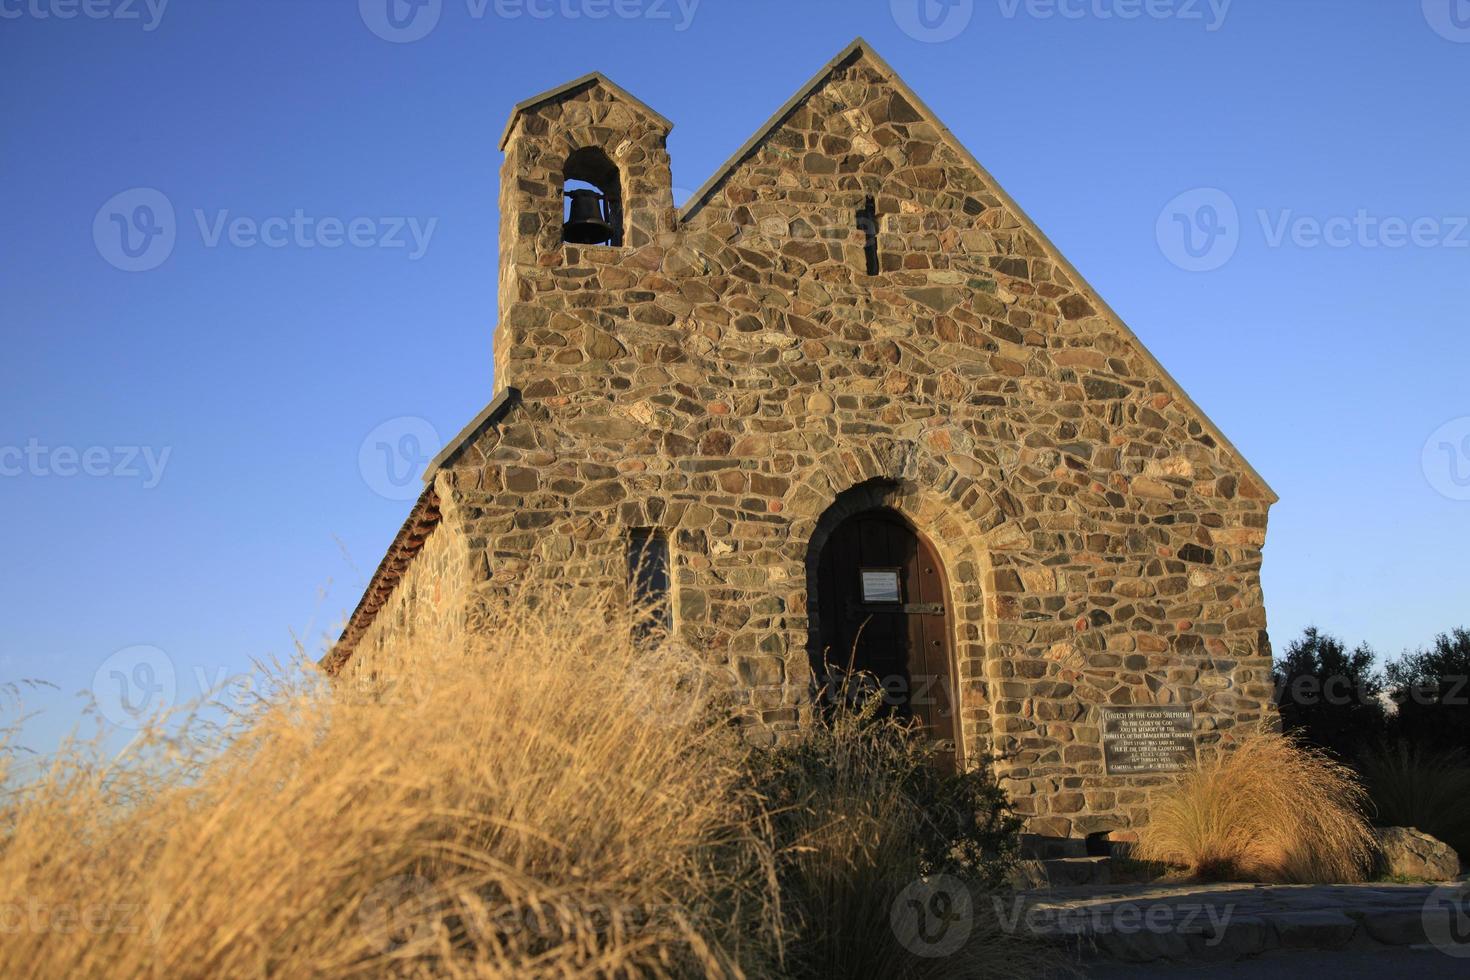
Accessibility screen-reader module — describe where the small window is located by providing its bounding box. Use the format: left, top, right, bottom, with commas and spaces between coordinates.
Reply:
563, 147, 623, 246
857, 196, 879, 276
627, 528, 671, 635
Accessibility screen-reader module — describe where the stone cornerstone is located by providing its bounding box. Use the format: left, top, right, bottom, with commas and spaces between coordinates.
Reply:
324, 38, 1279, 844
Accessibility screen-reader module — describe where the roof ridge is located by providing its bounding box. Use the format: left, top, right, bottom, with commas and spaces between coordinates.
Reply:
422, 386, 522, 481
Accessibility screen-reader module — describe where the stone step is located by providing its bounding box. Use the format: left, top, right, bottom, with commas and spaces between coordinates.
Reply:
1010, 855, 1115, 889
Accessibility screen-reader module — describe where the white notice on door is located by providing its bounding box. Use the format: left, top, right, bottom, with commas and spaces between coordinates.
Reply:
860, 569, 901, 603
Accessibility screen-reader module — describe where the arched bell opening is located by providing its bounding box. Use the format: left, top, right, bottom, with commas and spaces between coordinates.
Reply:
562, 146, 623, 246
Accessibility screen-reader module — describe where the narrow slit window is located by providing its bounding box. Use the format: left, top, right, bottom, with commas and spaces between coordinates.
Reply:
857, 196, 880, 276
627, 528, 671, 635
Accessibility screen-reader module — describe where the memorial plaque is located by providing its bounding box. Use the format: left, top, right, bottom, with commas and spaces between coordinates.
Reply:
1101, 706, 1196, 775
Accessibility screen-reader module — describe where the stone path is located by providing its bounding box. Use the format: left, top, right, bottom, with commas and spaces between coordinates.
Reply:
1011, 877, 1470, 965
1081, 946, 1470, 979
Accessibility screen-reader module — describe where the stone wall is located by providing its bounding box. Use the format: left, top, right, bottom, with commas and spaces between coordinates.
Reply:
338, 488, 471, 689
333, 44, 1279, 840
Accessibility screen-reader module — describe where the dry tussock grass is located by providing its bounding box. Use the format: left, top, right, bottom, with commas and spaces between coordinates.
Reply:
1135, 728, 1376, 883
0, 588, 781, 979
0, 586, 1050, 979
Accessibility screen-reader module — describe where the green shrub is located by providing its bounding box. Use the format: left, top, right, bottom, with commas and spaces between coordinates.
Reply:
743, 698, 1036, 979
1273, 627, 1387, 758
1385, 628, 1470, 753
1358, 740, 1470, 860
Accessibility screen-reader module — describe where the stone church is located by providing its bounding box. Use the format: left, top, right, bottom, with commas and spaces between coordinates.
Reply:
324, 39, 1278, 844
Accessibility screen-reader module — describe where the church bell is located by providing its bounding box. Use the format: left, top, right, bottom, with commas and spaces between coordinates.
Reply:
563, 188, 615, 245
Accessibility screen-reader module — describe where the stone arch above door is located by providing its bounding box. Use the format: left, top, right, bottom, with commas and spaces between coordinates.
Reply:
809, 502, 962, 770
789, 456, 1014, 773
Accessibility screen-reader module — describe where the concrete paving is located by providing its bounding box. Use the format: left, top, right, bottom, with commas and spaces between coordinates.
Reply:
1013, 878, 1470, 966
1079, 945, 1470, 978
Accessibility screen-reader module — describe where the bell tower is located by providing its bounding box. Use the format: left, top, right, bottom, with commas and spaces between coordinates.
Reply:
493, 72, 675, 388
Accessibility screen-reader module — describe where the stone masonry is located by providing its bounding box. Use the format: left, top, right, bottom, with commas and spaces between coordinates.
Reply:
324, 39, 1280, 843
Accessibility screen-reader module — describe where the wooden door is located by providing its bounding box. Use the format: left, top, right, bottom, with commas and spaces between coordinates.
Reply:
816, 509, 959, 768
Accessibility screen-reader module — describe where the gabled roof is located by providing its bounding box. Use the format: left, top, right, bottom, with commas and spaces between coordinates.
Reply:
422, 386, 521, 483
321, 483, 442, 674
679, 37, 1277, 502
498, 71, 674, 150
322, 387, 521, 674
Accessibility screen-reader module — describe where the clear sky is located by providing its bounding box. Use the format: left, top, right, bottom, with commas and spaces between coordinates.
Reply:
2, 0, 1467, 757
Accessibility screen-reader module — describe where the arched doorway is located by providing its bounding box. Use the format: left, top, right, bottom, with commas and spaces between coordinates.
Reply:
812, 507, 960, 769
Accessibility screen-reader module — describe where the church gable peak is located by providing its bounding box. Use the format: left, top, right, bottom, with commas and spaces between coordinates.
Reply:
676, 37, 892, 222
672, 37, 1275, 503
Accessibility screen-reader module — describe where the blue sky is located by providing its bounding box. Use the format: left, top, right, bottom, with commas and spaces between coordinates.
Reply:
2, 0, 1467, 757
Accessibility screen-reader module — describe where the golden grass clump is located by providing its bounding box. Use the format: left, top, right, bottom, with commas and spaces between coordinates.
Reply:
1134, 728, 1376, 883
0, 587, 781, 979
